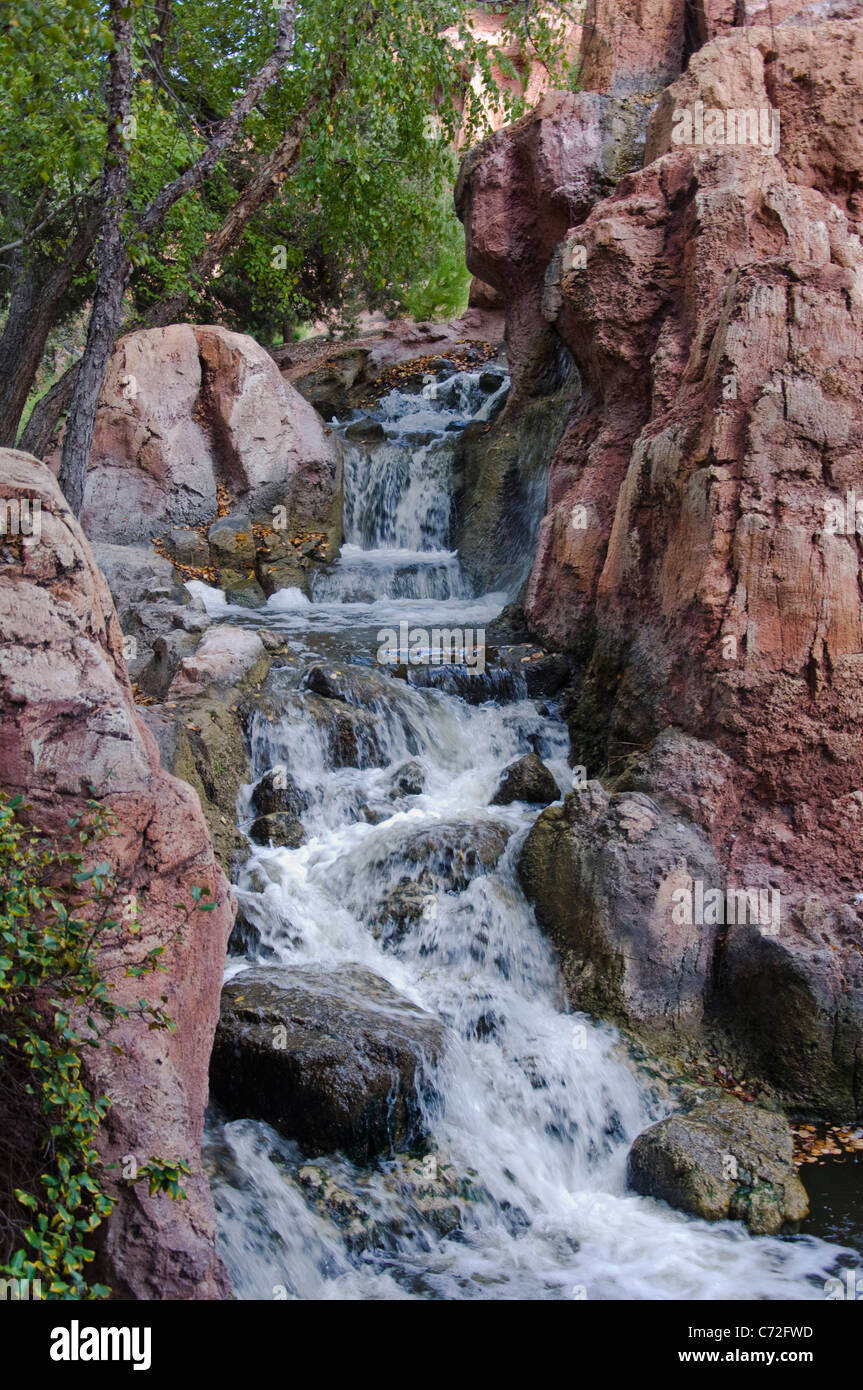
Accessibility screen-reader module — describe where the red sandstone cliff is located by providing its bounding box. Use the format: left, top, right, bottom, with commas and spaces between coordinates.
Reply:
461, 12, 863, 1116
0, 448, 234, 1297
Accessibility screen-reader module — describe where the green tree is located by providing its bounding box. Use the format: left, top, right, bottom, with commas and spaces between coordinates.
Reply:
0, 1, 575, 503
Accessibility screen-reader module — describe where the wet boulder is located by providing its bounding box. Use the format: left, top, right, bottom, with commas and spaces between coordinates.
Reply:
372, 873, 439, 946
518, 783, 721, 1040
386, 760, 425, 798
626, 1094, 809, 1235
491, 645, 574, 698
344, 418, 385, 444
302, 661, 399, 707
251, 767, 309, 818
211, 966, 447, 1160
384, 820, 512, 893
405, 662, 522, 706
491, 752, 560, 806
249, 813, 307, 849
303, 693, 385, 768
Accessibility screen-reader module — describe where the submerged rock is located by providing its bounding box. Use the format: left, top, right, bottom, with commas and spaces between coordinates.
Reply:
211, 966, 447, 1160
249, 681, 392, 770
381, 820, 513, 893
289, 1152, 475, 1254
301, 691, 386, 768
249, 812, 307, 848
491, 752, 560, 806
405, 662, 523, 705
372, 873, 439, 946
386, 760, 426, 798
227, 906, 276, 960
626, 1095, 809, 1235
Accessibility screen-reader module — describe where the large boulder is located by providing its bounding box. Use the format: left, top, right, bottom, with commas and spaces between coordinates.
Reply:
168, 624, 269, 699
626, 1094, 809, 1235
211, 966, 447, 1160
491, 752, 560, 806
518, 783, 721, 1041
710, 900, 863, 1118
78, 325, 343, 557
88, 541, 185, 624
0, 449, 234, 1298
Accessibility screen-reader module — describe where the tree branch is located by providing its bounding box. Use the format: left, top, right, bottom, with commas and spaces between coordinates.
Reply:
136, 1, 297, 241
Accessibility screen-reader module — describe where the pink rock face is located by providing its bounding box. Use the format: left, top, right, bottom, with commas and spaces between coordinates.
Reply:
0, 449, 234, 1298
81, 324, 342, 546
500, 19, 863, 1111
456, 90, 653, 391
578, 0, 687, 94
647, 20, 863, 214
695, 0, 863, 45
526, 21, 863, 906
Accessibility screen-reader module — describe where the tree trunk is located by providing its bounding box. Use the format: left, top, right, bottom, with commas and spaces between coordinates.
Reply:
141, 110, 312, 329
18, 362, 79, 461
0, 212, 99, 448
58, 0, 134, 517
139, 53, 349, 331
57, 0, 298, 514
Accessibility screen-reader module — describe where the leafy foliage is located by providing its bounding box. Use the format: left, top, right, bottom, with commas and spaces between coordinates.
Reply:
0, 793, 209, 1298
0, 1, 577, 350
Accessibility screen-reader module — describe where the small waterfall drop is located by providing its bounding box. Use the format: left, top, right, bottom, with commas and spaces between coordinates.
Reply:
202, 362, 848, 1300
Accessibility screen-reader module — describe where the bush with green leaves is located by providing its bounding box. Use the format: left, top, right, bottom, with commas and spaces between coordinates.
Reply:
0, 793, 214, 1298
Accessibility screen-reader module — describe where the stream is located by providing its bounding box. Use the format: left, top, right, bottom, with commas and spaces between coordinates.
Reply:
197, 363, 854, 1300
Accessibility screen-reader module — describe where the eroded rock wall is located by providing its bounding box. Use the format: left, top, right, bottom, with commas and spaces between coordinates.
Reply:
464, 17, 863, 1116
0, 448, 234, 1296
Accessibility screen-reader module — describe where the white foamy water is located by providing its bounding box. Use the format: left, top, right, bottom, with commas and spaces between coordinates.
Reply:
204, 368, 849, 1300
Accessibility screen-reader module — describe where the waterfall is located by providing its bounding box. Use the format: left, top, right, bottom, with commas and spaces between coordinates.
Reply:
202, 366, 846, 1300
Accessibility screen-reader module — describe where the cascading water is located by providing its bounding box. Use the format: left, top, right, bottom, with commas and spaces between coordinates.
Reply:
199, 365, 850, 1300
